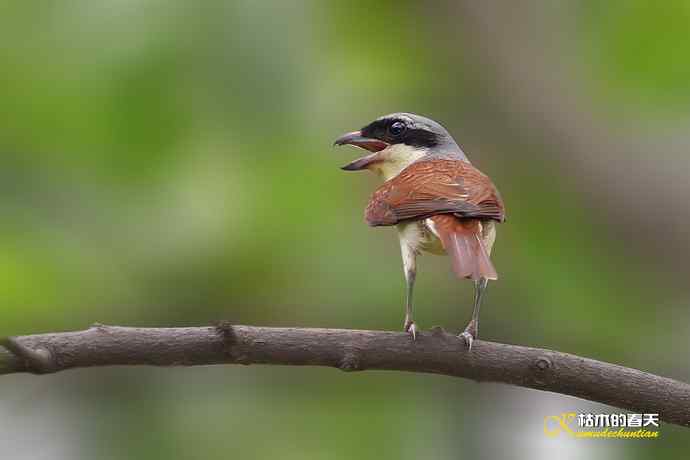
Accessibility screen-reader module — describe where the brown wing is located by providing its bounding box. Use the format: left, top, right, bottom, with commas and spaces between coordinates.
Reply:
365, 159, 505, 226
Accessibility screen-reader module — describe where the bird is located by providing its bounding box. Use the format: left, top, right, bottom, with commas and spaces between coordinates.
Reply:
334, 113, 505, 349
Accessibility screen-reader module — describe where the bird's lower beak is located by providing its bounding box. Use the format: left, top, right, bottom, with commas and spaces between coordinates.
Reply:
333, 130, 389, 171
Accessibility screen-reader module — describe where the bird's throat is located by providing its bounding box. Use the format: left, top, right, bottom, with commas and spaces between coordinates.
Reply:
370, 144, 427, 181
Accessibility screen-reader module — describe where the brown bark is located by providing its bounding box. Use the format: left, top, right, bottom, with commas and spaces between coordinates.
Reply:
1, 323, 689, 427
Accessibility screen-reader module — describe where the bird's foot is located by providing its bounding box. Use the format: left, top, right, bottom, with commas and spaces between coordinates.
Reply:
403, 318, 418, 341
459, 320, 478, 351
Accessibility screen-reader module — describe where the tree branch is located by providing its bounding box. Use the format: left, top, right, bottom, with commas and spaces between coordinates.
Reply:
1, 323, 688, 427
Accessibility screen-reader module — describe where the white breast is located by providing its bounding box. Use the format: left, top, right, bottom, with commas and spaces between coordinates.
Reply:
397, 220, 446, 256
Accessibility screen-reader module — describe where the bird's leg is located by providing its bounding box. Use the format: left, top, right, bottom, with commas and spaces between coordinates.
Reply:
460, 277, 488, 350
403, 268, 417, 340
400, 242, 418, 340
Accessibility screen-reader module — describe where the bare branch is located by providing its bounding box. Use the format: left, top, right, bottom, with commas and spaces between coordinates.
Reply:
1, 323, 688, 427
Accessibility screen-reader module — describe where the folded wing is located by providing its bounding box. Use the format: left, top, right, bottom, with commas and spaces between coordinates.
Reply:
365, 159, 505, 227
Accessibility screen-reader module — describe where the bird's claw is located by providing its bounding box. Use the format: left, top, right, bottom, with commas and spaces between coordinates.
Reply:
459, 320, 478, 350
459, 331, 474, 350
404, 318, 417, 341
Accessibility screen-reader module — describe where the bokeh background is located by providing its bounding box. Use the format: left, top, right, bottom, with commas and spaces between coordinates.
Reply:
2, 0, 689, 457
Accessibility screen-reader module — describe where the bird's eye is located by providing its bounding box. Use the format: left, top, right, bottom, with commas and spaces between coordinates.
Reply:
389, 121, 406, 137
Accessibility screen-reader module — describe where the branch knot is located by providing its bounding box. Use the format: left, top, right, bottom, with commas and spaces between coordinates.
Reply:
339, 350, 361, 372
535, 357, 552, 372
1, 338, 56, 374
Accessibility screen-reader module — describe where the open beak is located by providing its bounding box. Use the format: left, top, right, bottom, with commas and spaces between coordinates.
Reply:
333, 131, 389, 171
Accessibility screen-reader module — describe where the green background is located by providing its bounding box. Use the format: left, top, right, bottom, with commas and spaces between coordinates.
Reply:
1, 0, 689, 457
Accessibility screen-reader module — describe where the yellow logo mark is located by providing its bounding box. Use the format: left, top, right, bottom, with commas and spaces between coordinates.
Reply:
544, 412, 577, 437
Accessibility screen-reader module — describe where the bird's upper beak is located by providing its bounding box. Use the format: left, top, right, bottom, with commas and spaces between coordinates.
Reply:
333, 131, 389, 171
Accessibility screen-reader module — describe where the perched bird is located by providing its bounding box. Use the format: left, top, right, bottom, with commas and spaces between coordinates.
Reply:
334, 113, 505, 349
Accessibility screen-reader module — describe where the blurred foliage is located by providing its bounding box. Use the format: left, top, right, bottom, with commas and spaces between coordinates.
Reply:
1, 1, 689, 458
581, 0, 690, 113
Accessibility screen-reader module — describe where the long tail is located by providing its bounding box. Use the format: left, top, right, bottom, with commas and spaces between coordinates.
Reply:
431, 215, 497, 281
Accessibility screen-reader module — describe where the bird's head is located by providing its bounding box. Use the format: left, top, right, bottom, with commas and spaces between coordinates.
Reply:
334, 113, 466, 179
